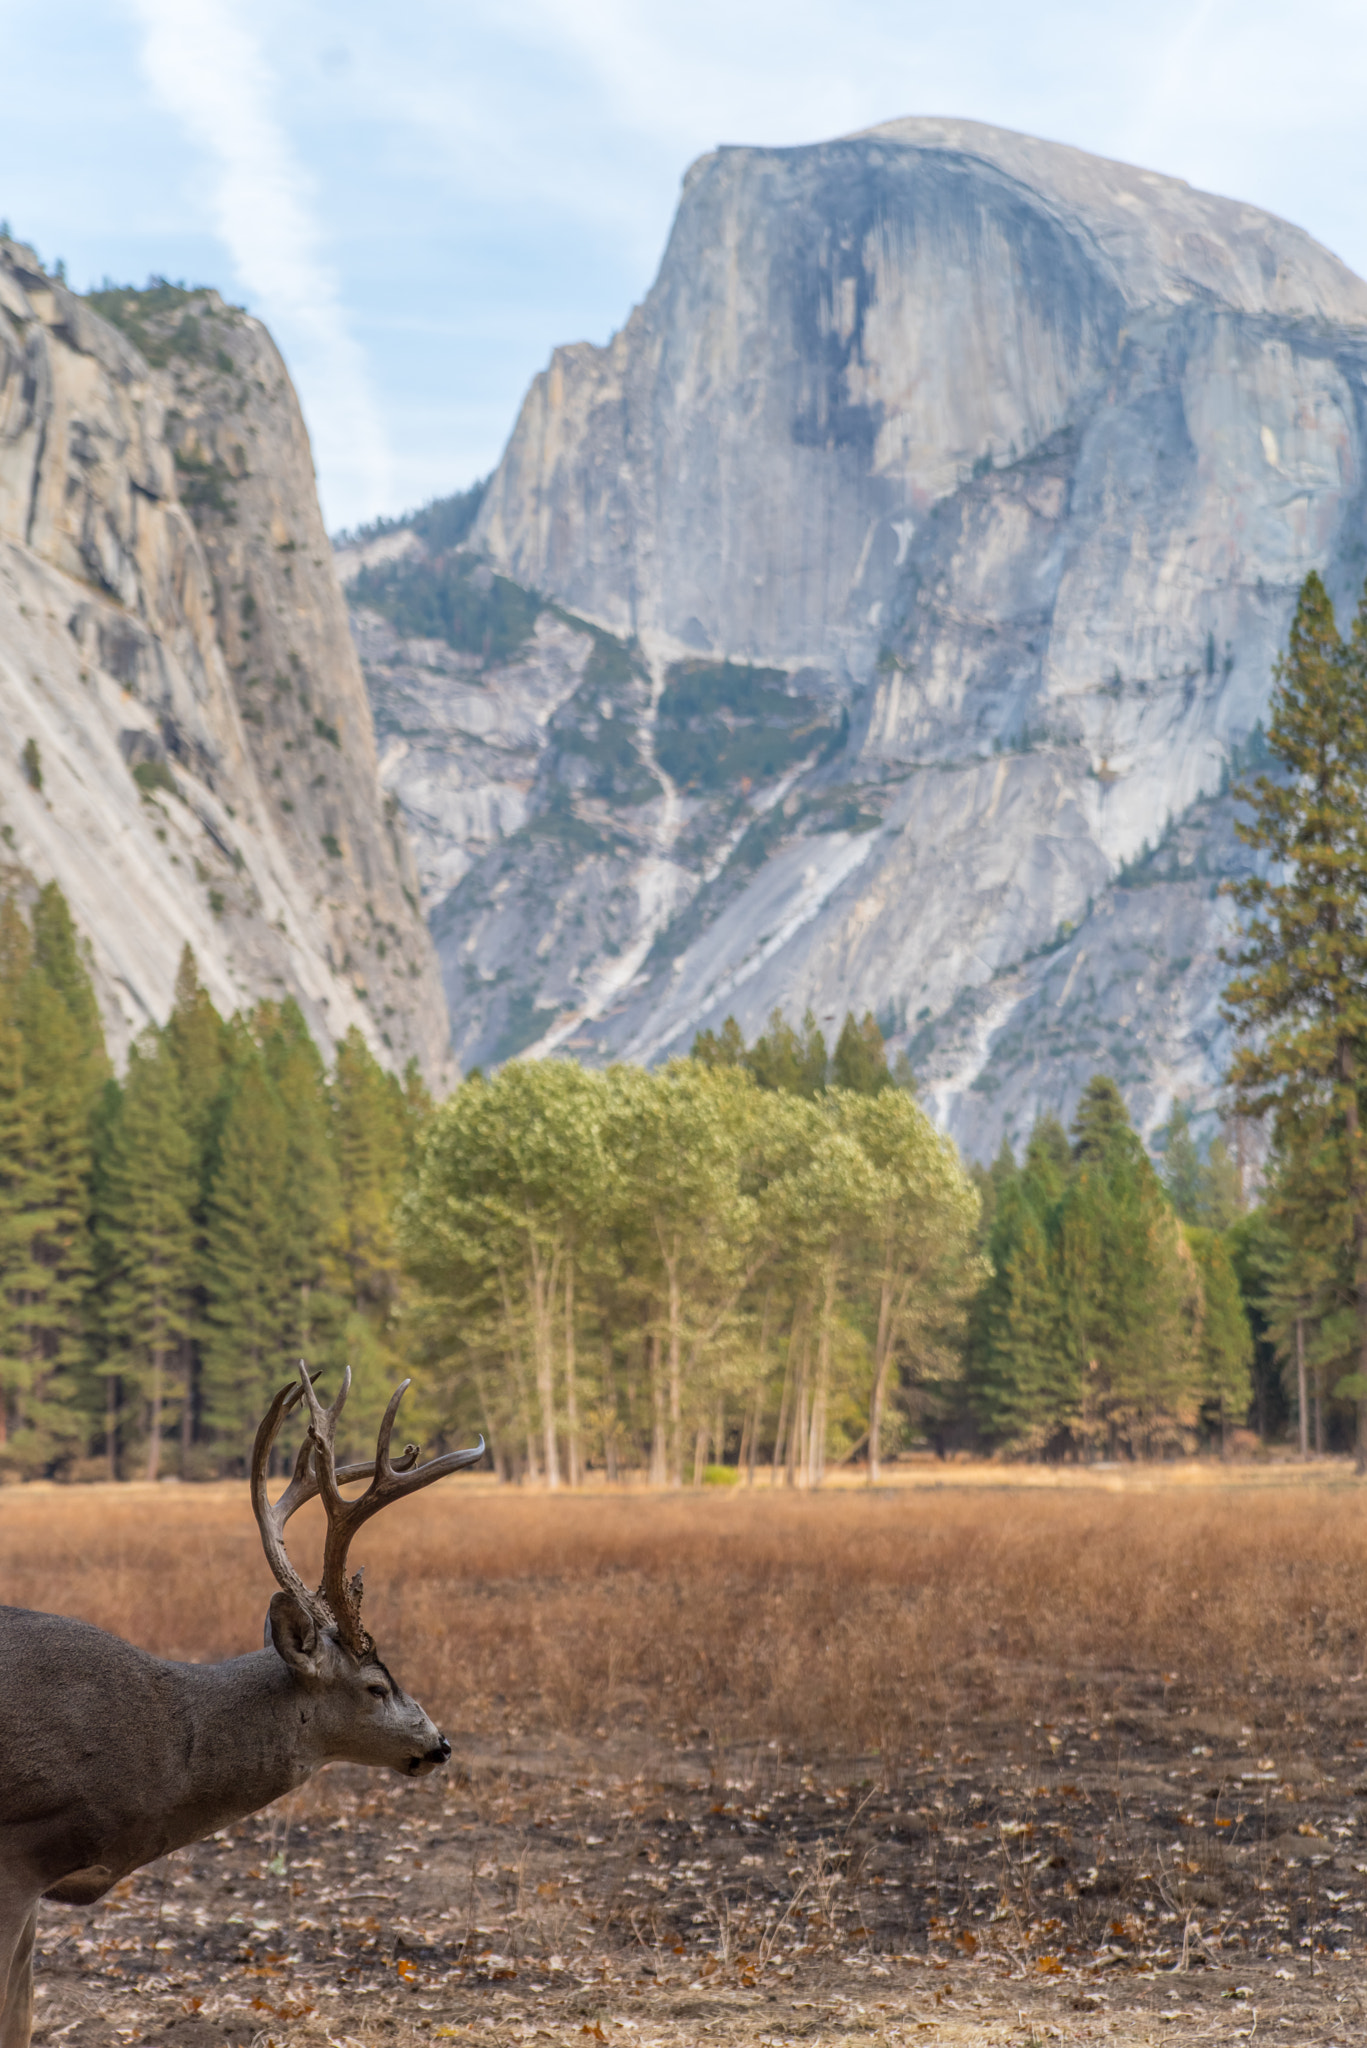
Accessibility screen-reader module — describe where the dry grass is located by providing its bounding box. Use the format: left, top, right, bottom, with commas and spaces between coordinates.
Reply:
5, 1465, 1367, 1758
11, 1466, 1367, 2046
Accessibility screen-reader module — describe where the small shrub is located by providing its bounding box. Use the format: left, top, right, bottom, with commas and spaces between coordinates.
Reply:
321, 833, 342, 860
21, 737, 42, 792
207, 888, 226, 917
313, 716, 341, 748
132, 759, 179, 800
702, 1464, 740, 1487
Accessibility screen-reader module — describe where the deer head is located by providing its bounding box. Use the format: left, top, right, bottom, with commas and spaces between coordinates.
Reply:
251, 1365, 483, 1777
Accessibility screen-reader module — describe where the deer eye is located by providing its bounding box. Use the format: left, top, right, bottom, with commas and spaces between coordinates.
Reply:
366, 1683, 388, 1700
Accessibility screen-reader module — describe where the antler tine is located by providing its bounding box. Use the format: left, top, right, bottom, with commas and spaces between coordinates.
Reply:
252, 1369, 380, 1641
374, 1378, 412, 1476
302, 1371, 486, 1659
251, 1376, 331, 1629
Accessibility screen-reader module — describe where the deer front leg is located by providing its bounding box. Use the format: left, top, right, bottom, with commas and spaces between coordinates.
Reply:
0, 1902, 36, 2048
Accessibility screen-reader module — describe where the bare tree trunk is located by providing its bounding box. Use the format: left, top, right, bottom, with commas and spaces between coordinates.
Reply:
649, 1330, 668, 1486
788, 1328, 810, 1489
529, 1244, 561, 1490
564, 1258, 581, 1487
1316, 1366, 1326, 1455
666, 1246, 683, 1487
747, 1386, 760, 1484
868, 1267, 894, 1486
771, 1307, 800, 1484
692, 1426, 707, 1486
602, 1336, 619, 1483
808, 1254, 837, 1489
497, 1266, 537, 1483
179, 1336, 195, 1478
105, 1373, 117, 1481
1297, 1316, 1308, 1460
146, 1344, 164, 1483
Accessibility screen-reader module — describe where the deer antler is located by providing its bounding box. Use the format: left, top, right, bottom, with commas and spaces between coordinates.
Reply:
252, 1365, 484, 1656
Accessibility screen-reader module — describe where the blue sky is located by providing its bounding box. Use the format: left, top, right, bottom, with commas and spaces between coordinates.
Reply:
5, 0, 1366, 531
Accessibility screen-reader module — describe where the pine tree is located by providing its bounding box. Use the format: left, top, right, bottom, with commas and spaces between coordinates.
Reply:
333, 1026, 407, 1313
161, 947, 231, 1467
745, 1008, 828, 1097
258, 1000, 343, 1375
1184, 1224, 1254, 1448
0, 904, 40, 1458
831, 1012, 892, 1094
1156, 1101, 1206, 1223
200, 1054, 289, 1450
164, 946, 230, 1163
970, 1121, 1073, 1446
691, 1015, 747, 1070
96, 1033, 197, 1478
1223, 572, 1367, 1469
1059, 1084, 1200, 1453
0, 891, 103, 1470
29, 881, 110, 1107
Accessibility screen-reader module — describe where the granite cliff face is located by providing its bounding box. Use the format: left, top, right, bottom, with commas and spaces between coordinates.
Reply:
353, 121, 1367, 1150
0, 244, 450, 1078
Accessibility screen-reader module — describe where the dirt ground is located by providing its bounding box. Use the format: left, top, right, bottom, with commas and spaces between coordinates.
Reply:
29, 1700, 1367, 2048
13, 1460, 1367, 2046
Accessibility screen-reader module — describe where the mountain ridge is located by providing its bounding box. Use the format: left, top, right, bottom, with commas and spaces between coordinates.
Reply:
0, 246, 452, 1080
344, 121, 1367, 1152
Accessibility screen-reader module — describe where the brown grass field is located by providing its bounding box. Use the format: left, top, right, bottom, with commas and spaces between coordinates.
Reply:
7, 1464, 1367, 2046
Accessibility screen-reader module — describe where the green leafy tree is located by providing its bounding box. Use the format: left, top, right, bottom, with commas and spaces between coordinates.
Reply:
1222, 572, 1367, 1468
837, 1088, 980, 1476
402, 1060, 609, 1485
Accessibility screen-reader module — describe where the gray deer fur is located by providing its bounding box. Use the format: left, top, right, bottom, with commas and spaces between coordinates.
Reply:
0, 1367, 483, 2048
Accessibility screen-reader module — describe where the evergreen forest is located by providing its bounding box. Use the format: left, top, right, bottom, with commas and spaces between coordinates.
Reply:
8, 568, 1367, 1483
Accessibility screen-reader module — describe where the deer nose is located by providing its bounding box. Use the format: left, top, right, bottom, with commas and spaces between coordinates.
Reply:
428, 1736, 451, 1765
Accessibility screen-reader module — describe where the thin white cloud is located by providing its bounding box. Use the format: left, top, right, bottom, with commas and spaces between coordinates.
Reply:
125, 0, 392, 525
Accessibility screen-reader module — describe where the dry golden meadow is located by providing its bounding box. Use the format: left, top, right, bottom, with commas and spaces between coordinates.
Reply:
8, 1462, 1367, 2046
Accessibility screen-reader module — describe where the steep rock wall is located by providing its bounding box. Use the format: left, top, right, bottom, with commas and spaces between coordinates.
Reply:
434, 121, 1367, 1151
0, 243, 451, 1078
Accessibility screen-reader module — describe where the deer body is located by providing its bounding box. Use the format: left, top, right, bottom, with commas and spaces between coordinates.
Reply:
0, 1369, 482, 2048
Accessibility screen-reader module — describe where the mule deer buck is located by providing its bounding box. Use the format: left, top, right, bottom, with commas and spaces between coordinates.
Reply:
0, 1366, 483, 2048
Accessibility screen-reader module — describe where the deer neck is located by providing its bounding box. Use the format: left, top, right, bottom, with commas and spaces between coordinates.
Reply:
153, 1650, 325, 1851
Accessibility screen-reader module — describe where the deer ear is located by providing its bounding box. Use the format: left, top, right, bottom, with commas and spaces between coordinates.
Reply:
268, 1590, 320, 1678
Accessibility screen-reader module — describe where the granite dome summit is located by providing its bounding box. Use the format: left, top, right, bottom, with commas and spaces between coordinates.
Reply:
352, 120, 1367, 1151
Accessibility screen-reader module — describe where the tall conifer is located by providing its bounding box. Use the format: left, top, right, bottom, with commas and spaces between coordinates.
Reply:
1223, 572, 1367, 1468
97, 1034, 197, 1478
200, 1055, 289, 1447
